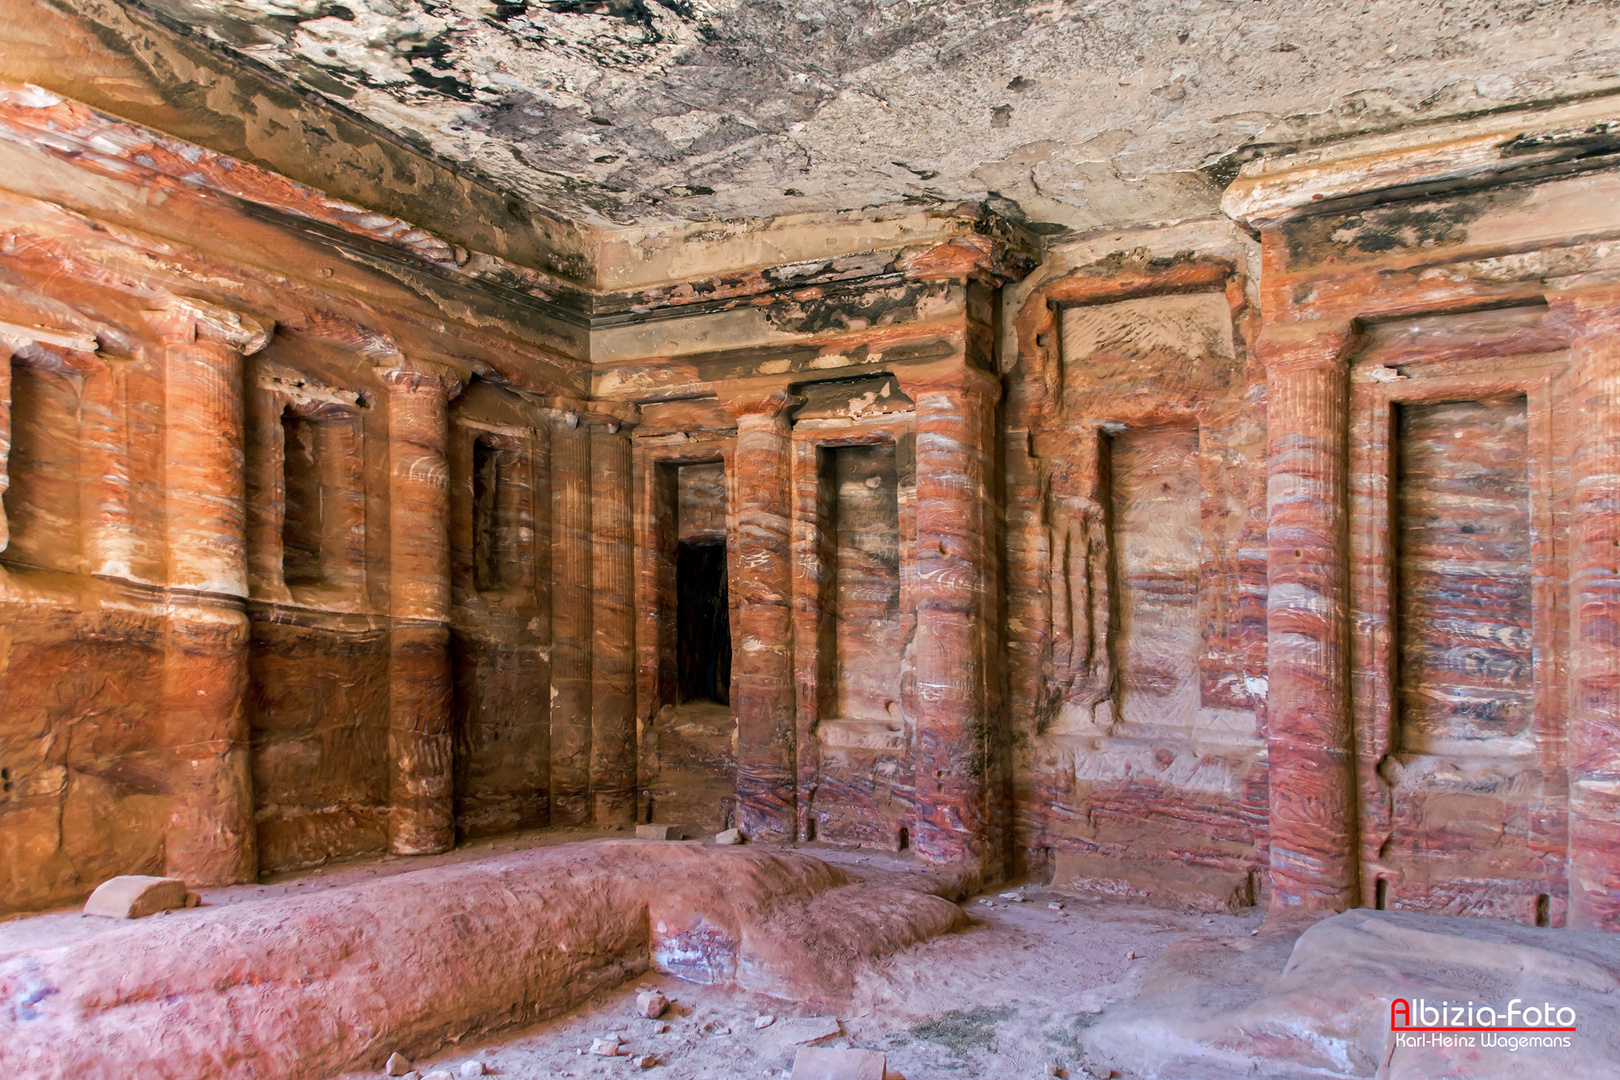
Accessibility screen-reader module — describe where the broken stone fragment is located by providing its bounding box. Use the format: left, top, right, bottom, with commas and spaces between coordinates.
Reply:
385, 1052, 412, 1076
636, 990, 669, 1018
421, 1071, 453, 1080
83, 876, 191, 919
635, 824, 683, 840
458, 1063, 487, 1078
764, 1015, 843, 1047
591, 1037, 623, 1056
789, 1046, 886, 1080
755, 1014, 776, 1029
714, 827, 744, 845
634, 1054, 657, 1068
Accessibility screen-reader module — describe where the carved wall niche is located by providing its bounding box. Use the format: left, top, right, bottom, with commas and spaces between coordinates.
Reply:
243, 357, 385, 872
632, 401, 737, 834
0, 333, 101, 576
448, 380, 553, 839
1009, 261, 1269, 909
1349, 304, 1573, 923
790, 374, 918, 852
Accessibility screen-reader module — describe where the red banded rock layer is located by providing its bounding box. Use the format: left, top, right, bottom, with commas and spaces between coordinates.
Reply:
0, 841, 965, 1080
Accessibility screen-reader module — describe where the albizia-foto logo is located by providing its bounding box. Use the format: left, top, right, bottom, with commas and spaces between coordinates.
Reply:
1391, 998, 1577, 1051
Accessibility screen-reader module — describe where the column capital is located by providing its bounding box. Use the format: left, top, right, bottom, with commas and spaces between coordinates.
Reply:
524, 396, 640, 434
144, 297, 271, 354
373, 356, 466, 398
894, 232, 1040, 286
584, 401, 640, 435
718, 385, 804, 421
1255, 320, 1359, 376
893, 362, 1001, 404
1547, 278, 1620, 338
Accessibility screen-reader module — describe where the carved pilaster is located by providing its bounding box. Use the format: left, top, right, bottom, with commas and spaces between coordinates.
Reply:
376, 358, 463, 855
897, 366, 1002, 882
1550, 285, 1620, 930
1260, 321, 1360, 914
548, 405, 593, 825
720, 388, 802, 841
145, 298, 269, 887
590, 413, 638, 823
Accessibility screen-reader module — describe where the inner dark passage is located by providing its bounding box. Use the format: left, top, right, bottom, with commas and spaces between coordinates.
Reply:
676, 540, 730, 704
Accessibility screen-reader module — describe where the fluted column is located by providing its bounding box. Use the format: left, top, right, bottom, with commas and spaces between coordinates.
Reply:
905, 366, 1001, 878
591, 418, 637, 823
1553, 286, 1620, 930
378, 359, 461, 856
0, 339, 14, 555
722, 389, 800, 841
1261, 322, 1359, 913
149, 299, 268, 886
549, 410, 593, 825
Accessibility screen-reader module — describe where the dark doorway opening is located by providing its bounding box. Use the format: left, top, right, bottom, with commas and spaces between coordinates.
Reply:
676, 539, 730, 704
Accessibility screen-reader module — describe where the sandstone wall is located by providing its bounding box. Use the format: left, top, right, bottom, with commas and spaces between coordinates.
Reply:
1002, 226, 1270, 908
5, 70, 1620, 933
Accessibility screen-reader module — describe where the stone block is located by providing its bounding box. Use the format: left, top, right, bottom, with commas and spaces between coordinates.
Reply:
635, 990, 668, 1018
790, 1047, 886, 1080
636, 824, 683, 840
714, 828, 744, 845
82, 876, 190, 919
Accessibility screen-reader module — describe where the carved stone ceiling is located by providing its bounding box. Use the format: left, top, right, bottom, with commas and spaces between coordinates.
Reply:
135, 0, 1620, 232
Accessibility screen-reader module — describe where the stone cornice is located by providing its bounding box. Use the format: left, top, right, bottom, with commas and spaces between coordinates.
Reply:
0, 79, 1040, 336
0, 318, 99, 358
1224, 93, 1620, 230
373, 357, 466, 398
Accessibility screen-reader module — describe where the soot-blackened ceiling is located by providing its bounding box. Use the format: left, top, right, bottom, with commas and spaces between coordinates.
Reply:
133, 0, 1620, 231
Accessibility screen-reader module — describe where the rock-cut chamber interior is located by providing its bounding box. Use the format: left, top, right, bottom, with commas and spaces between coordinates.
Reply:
4, 2, 1620, 1077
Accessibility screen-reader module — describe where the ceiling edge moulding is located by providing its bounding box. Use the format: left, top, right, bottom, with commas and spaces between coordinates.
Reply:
0, 0, 1039, 300
0, 0, 598, 283
1224, 92, 1620, 229
0, 79, 1040, 334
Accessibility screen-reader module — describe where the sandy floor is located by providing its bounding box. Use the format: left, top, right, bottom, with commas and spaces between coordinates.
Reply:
0, 833, 1263, 1080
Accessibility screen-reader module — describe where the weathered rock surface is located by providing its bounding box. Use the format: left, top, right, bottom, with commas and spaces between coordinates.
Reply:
0, 841, 962, 1080
97, 0, 1620, 232
1085, 909, 1620, 1079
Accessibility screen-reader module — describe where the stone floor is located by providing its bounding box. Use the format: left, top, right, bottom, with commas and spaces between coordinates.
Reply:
0, 833, 1263, 1080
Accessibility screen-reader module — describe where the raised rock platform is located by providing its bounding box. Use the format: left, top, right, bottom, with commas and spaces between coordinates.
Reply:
0, 840, 963, 1080
1085, 908, 1620, 1079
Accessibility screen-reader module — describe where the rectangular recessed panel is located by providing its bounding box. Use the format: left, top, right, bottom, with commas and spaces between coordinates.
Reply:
5, 362, 82, 573
832, 443, 902, 725
1395, 396, 1533, 753
1109, 427, 1202, 731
